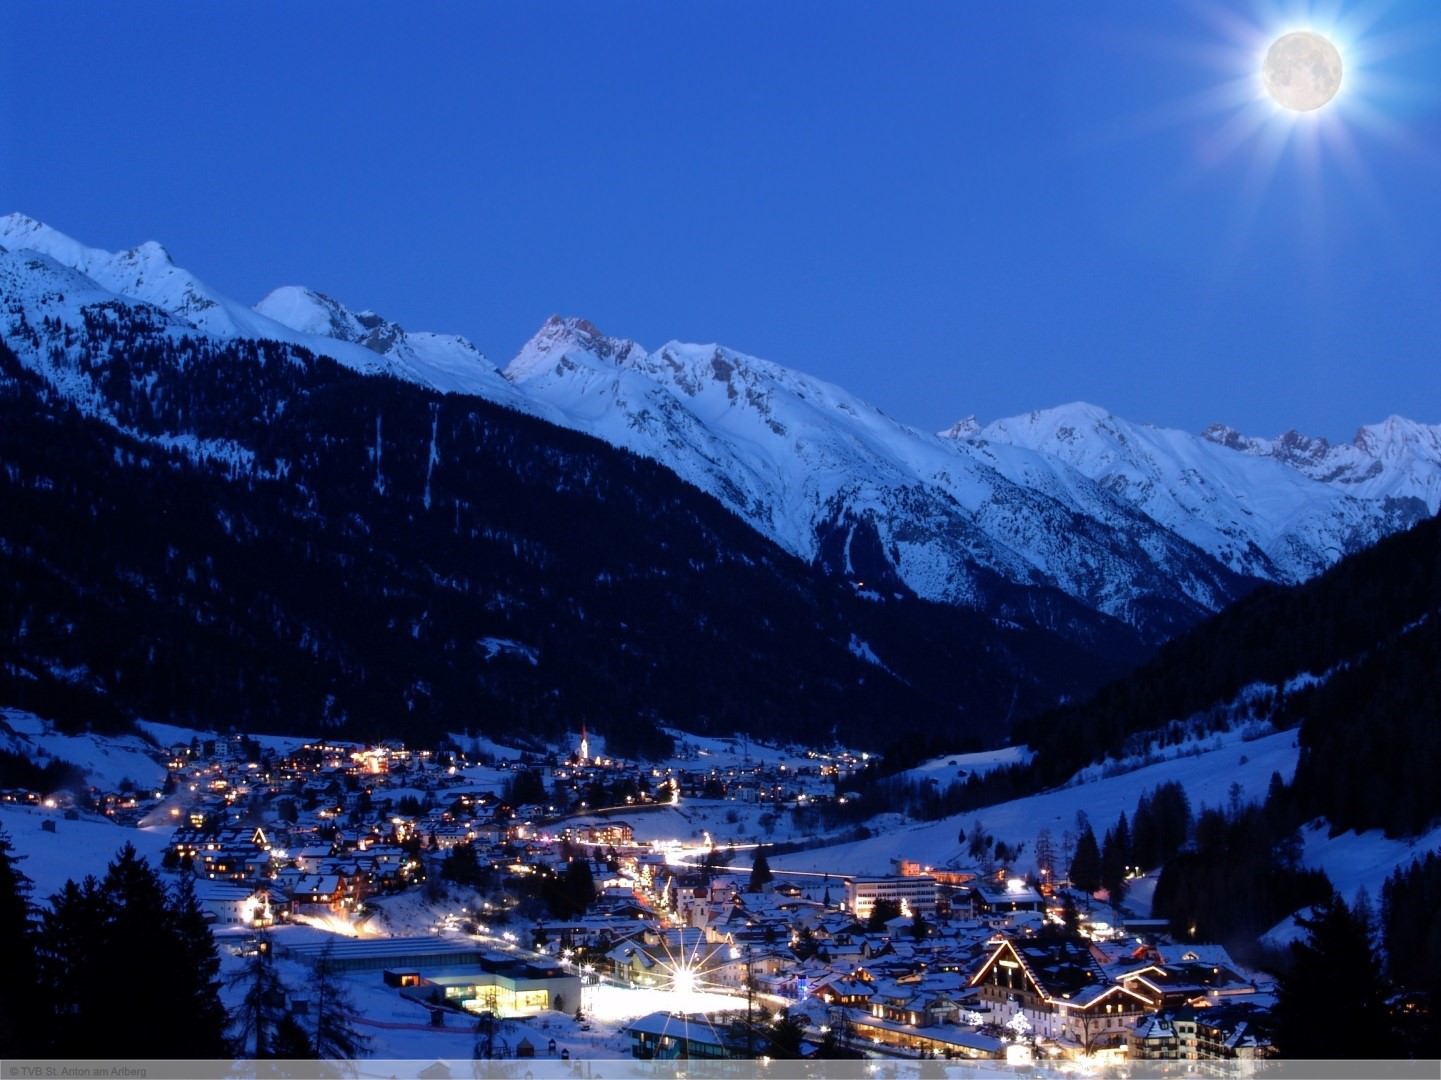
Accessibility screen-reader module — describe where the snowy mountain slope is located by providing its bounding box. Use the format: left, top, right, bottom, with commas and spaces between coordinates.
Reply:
771, 724, 1441, 937
0, 212, 350, 350
771, 728, 1301, 878
0, 224, 1237, 636
0, 213, 520, 403
968, 403, 1429, 583
1204, 415, 1441, 515
1, 709, 166, 793
3, 212, 1434, 641
0, 246, 192, 417
254, 284, 530, 405
503, 318, 1245, 636
5, 313, 1142, 753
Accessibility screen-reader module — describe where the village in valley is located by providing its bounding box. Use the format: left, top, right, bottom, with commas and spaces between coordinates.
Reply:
0, 716, 1291, 1067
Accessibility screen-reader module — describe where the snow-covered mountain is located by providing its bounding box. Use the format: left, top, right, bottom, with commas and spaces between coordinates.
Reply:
502, 317, 1244, 637
1203, 416, 1441, 515
0, 213, 524, 405
968, 403, 1429, 584
253, 284, 528, 404
2, 212, 1435, 641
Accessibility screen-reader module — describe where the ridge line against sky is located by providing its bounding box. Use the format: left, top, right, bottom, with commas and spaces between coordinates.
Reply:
2, 1, 1439, 441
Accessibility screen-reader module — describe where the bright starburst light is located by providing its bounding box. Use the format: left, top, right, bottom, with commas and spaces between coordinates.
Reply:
655, 932, 727, 1005
1104, 1, 1439, 244
670, 963, 699, 997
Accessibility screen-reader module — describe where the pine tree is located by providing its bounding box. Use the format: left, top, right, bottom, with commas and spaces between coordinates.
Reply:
35, 845, 228, 1057
268, 1014, 315, 1059
561, 859, 595, 916
229, 933, 288, 1057
1151, 780, 1191, 855
37, 877, 109, 1052
763, 1012, 808, 1058
1275, 893, 1391, 1058
1101, 812, 1132, 906
310, 941, 371, 1060
749, 848, 774, 892
966, 819, 991, 861
1131, 790, 1158, 870
0, 828, 46, 1055
1060, 892, 1082, 938
867, 898, 902, 932
1033, 828, 1054, 884
1069, 825, 1101, 894
168, 872, 233, 1056
1352, 885, 1377, 947
95, 844, 176, 1054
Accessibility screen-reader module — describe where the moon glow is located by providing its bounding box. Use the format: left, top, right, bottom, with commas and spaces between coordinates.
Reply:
1262, 31, 1343, 112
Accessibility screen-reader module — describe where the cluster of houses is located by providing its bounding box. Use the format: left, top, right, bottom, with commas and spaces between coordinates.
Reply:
137, 730, 871, 927
592, 867, 1280, 1064
156, 738, 453, 922
15, 729, 1284, 1063
463, 833, 1278, 1064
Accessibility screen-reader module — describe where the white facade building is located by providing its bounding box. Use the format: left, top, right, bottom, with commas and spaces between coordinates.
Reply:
845, 875, 938, 919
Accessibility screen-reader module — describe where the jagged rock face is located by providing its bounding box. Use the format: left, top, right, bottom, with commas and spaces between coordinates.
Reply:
972, 404, 1430, 585
502, 321, 1256, 641
1204, 415, 1441, 514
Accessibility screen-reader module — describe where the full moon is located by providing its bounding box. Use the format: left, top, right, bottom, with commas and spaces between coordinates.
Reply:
1262, 31, 1343, 112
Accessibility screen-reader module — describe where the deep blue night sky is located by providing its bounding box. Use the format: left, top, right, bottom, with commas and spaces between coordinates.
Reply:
3, 1, 1439, 440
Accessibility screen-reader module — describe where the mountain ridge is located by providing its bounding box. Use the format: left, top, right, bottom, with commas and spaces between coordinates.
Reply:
967, 402, 1428, 584
0, 320, 1146, 752
2, 212, 1436, 645
1203, 414, 1441, 512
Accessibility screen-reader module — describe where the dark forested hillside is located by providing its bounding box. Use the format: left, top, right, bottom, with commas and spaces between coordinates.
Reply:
0, 333, 1146, 755
1013, 512, 1441, 836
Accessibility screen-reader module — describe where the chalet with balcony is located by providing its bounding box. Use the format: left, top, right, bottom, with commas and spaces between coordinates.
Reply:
969, 937, 1151, 1055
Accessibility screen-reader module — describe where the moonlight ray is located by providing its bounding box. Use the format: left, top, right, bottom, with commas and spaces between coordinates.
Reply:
1085, 1, 1440, 261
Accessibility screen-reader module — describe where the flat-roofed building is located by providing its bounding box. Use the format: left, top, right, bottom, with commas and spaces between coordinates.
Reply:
276, 937, 579, 1018
845, 875, 938, 920
972, 878, 1046, 914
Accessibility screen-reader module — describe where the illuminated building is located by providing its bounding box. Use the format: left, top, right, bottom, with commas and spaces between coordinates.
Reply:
844, 875, 938, 920
278, 938, 580, 1019
969, 937, 1151, 1057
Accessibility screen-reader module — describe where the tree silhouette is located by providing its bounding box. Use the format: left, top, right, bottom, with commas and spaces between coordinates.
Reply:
749, 848, 774, 892
1100, 813, 1131, 906
310, 941, 371, 1060
1275, 893, 1390, 1059
1069, 825, 1101, 895
0, 828, 44, 1056
35, 844, 229, 1057
866, 898, 902, 932
229, 931, 289, 1057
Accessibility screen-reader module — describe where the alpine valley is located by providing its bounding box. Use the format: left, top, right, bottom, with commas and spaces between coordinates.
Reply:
1, 213, 1438, 755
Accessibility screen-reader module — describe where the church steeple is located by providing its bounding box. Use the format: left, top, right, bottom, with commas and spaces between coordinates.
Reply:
579, 724, 589, 764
